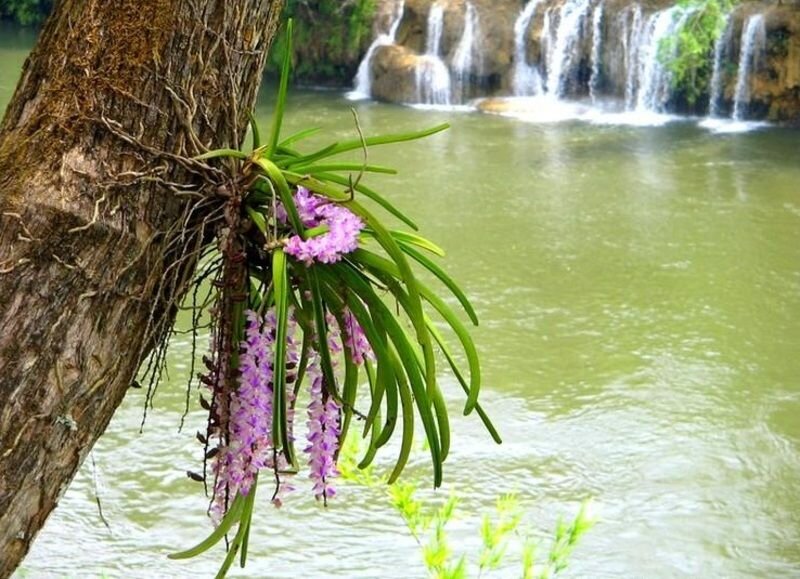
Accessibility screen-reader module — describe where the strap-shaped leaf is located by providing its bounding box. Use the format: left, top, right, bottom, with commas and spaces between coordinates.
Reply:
272, 249, 294, 464
168, 494, 245, 559
334, 263, 443, 487
214, 477, 258, 579
316, 273, 397, 447
248, 111, 261, 151
426, 319, 501, 443
431, 383, 451, 463
276, 142, 340, 169
307, 268, 338, 398
348, 206, 437, 401
246, 207, 267, 235
352, 248, 481, 415
290, 162, 397, 175
310, 123, 450, 159
397, 242, 478, 325
194, 148, 249, 161
267, 19, 293, 156
384, 343, 415, 484
254, 158, 304, 236
279, 126, 322, 148
358, 361, 383, 470
385, 230, 445, 257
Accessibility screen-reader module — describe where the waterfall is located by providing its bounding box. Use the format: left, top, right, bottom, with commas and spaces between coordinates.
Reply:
349, 0, 405, 99
416, 57, 452, 105
589, 2, 605, 103
732, 14, 766, 121
708, 14, 734, 117
632, 6, 694, 113
622, 4, 643, 109
415, 2, 451, 105
545, 0, 592, 98
453, 2, 482, 102
513, 0, 546, 96
426, 2, 445, 57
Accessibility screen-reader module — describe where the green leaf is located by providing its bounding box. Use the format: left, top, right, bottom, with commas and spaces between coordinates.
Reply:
348, 208, 436, 401
291, 162, 398, 175
277, 142, 340, 169
214, 477, 258, 579
193, 148, 249, 161
351, 249, 481, 416
314, 123, 450, 159
333, 263, 442, 487
246, 206, 267, 234
358, 361, 383, 469
272, 249, 294, 464
397, 242, 479, 326
168, 494, 245, 559
254, 157, 304, 236
317, 272, 398, 448
307, 268, 339, 398
387, 230, 446, 257
385, 343, 415, 484
279, 126, 321, 148
268, 19, 293, 156
248, 111, 261, 151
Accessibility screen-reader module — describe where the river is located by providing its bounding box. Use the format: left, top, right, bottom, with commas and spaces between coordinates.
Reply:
3, 27, 800, 578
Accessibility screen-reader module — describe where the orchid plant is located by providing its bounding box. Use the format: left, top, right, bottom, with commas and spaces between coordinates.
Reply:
168, 21, 500, 577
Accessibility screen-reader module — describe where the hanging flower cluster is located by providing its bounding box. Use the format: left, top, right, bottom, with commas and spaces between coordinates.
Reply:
280, 187, 365, 265
169, 19, 496, 578
205, 306, 371, 519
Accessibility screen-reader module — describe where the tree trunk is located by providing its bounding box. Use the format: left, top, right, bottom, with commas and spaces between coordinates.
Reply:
0, 0, 284, 575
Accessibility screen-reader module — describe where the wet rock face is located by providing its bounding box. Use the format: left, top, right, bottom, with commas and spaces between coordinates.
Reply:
760, 5, 800, 122
362, 0, 800, 122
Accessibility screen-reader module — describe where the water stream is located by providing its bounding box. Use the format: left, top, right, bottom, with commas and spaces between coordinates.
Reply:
589, 2, 604, 103
416, 2, 451, 105
513, 0, 546, 96
709, 15, 734, 118
545, 0, 592, 98
732, 14, 767, 121
452, 2, 481, 103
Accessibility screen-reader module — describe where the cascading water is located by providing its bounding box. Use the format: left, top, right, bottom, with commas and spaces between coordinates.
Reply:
631, 6, 694, 113
622, 4, 644, 109
708, 14, 734, 118
732, 14, 766, 121
545, 0, 592, 98
513, 0, 546, 96
453, 2, 482, 103
426, 2, 445, 57
416, 57, 452, 105
415, 2, 451, 105
589, 2, 605, 103
349, 0, 405, 100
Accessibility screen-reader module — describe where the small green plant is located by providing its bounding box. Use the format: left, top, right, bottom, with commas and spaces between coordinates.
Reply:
340, 439, 594, 579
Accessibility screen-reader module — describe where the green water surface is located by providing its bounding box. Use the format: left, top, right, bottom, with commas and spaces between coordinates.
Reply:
2, 28, 800, 578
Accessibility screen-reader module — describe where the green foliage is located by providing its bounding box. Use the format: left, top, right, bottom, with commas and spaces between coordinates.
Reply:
340, 440, 593, 579
659, 0, 736, 106
270, 0, 376, 82
169, 21, 498, 577
393, 484, 592, 578
0, 0, 51, 26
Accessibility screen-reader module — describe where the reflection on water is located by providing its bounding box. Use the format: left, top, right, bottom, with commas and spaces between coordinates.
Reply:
3, 37, 800, 578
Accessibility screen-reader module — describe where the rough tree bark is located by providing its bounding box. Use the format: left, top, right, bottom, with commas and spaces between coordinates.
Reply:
0, 0, 284, 575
